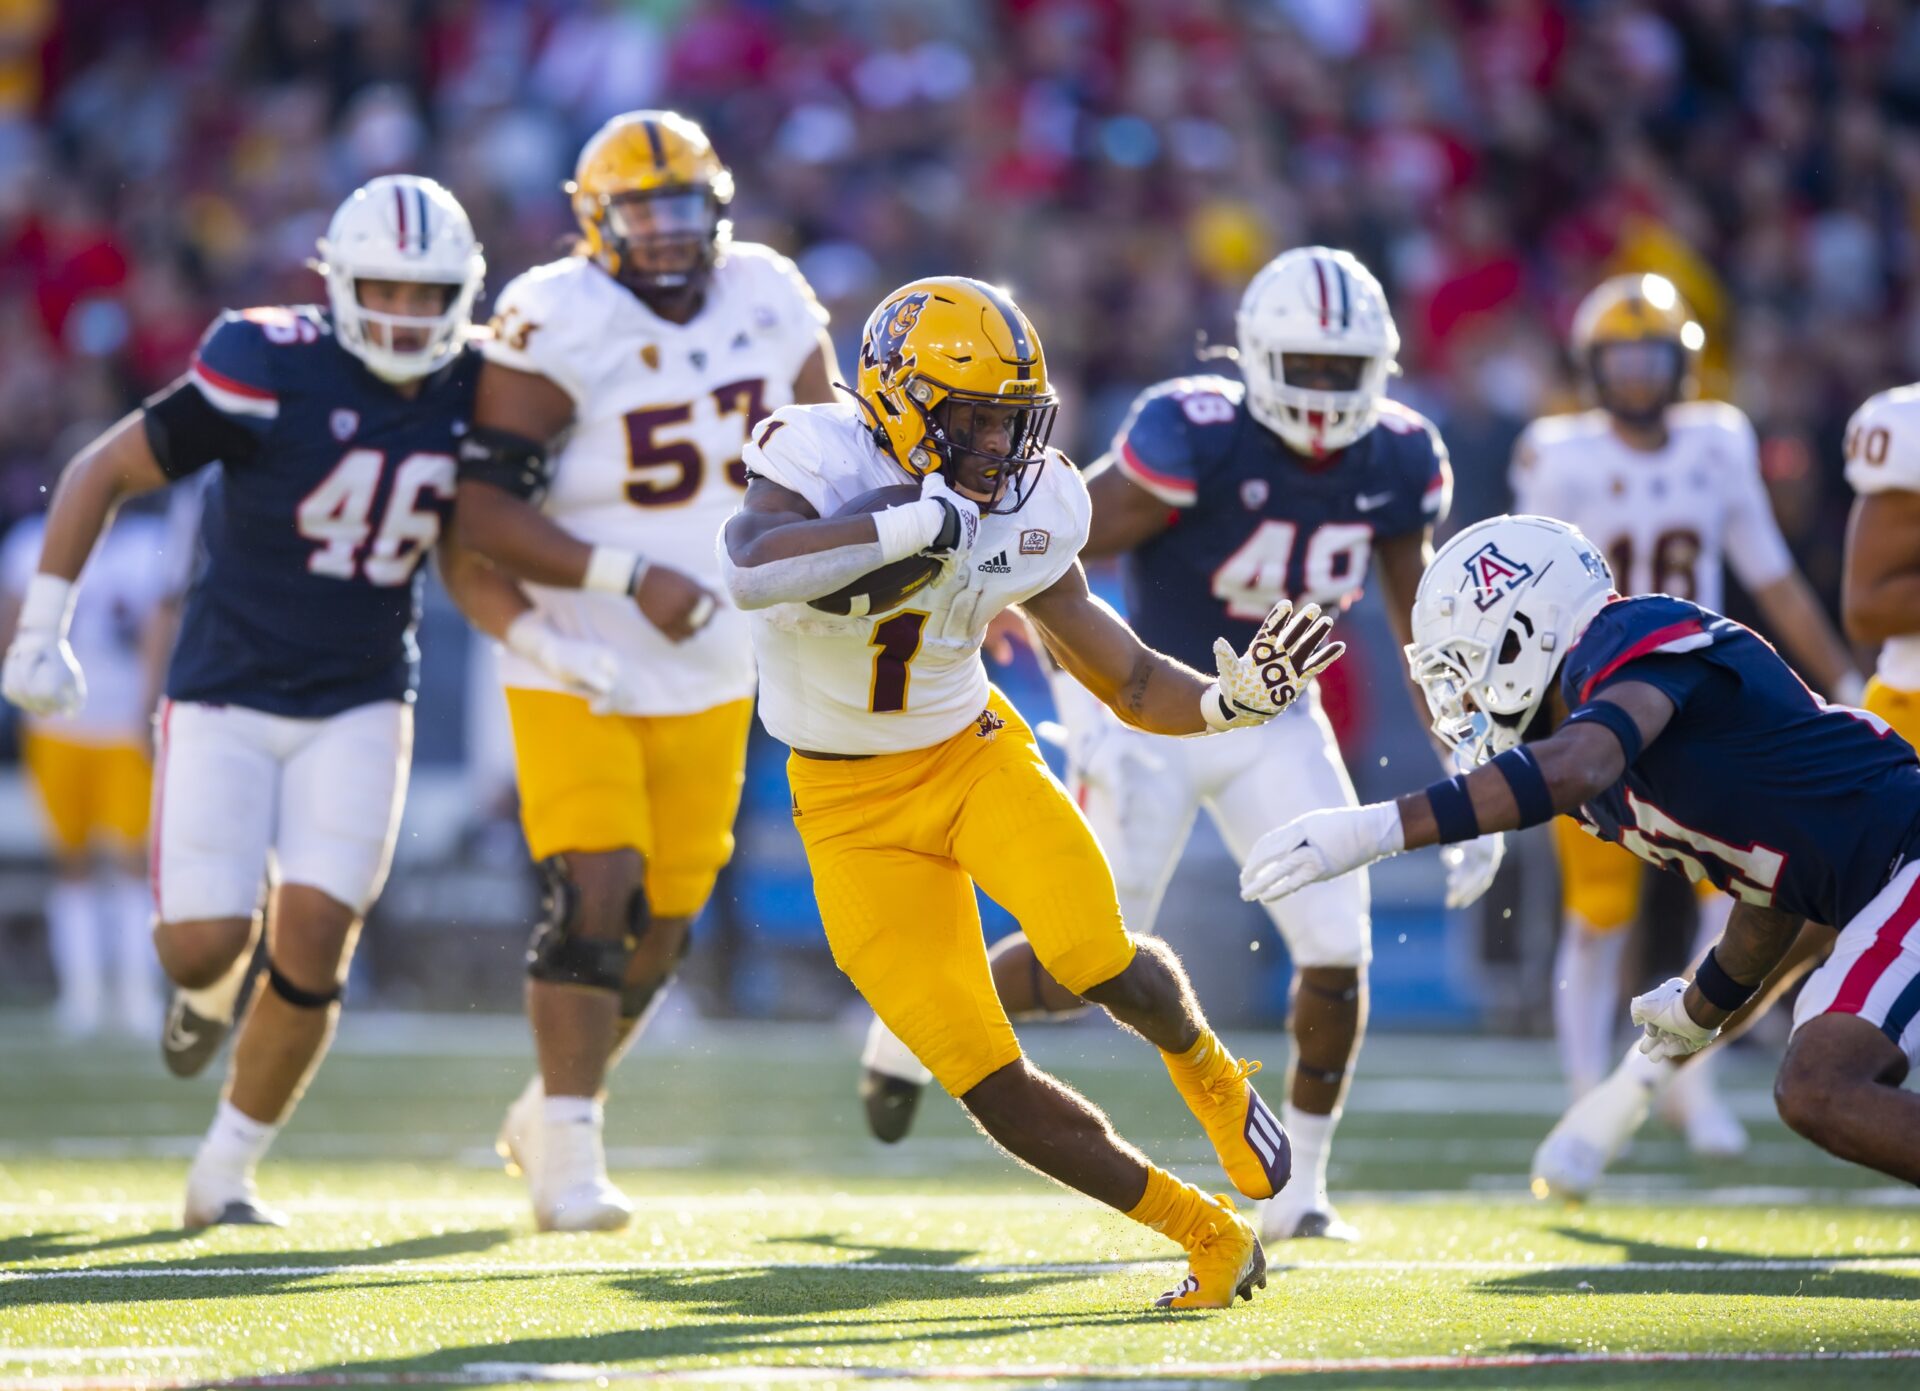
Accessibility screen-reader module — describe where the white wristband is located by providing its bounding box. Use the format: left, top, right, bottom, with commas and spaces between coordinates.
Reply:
871, 499, 944, 564
584, 546, 642, 595
19, 574, 74, 638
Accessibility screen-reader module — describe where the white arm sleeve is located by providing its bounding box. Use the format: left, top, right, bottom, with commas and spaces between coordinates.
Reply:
1722, 415, 1795, 590
716, 535, 892, 611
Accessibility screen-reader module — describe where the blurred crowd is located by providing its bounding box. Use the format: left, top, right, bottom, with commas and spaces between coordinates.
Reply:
7, 0, 1920, 613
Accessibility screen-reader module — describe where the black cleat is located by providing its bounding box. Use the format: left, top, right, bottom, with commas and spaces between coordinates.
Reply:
860, 1067, 924, 1144
187, 1198, 288, 1230
160, 991, 231, 1078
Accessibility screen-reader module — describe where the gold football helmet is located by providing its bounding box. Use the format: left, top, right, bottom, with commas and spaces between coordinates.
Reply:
853, 277, 1057, 513
1571, 273, 1705, 424
568, 110, 734, 299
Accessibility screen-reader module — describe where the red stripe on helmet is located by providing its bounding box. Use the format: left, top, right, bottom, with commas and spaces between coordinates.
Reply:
394, 184, 408, 250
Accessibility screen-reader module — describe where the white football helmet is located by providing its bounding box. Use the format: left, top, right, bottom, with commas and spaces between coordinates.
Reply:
1406, 515, 1617, 765
315, 174, 484, 382
1236, 246, 1399, 456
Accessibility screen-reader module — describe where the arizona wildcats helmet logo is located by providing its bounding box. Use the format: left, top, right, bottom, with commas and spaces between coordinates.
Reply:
1463, 541, 1533, 611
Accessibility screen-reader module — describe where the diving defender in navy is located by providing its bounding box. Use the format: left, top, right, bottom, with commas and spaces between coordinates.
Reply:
857, 247, 1498, 1245
1, 176, 617, 1227
1242, 515, 1920, 1189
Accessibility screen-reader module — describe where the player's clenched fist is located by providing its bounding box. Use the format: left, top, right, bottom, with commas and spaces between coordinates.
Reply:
1630, 977, 1719, 1061
1201, 598, 1344, 732
633, 560, 718, 643
2, 576, 85, 718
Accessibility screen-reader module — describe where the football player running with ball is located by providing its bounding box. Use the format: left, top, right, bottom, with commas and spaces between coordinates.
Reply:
1515, 274, 1863, 1196
859, 247, 1492, 1245
451, 112, 839, 1231
0, 177, 618, 1227
1241, 515, 1920, 1192
721, 277, 1343, 1310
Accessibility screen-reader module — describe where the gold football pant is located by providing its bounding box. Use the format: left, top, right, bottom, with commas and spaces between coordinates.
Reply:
789, 690, 1137, 1096
505, 690, 753, 920
22, 732, 150, 857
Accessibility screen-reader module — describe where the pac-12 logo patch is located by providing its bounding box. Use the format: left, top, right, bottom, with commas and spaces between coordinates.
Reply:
330, 409, 359, 441
1240, 479, 1270, 509
1463, 541, 1534, 610
1019, 528, 1050, 555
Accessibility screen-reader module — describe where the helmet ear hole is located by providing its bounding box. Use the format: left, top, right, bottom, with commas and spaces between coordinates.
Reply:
1498, 630, 1524, 665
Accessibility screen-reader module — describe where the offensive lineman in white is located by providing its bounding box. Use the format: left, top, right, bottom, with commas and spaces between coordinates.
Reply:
720, 275, 1345, 1310
858, 247, 1502, 1244
1517, 273, 1863, 1197
451, 111, 838, 1230
1, 176, 618, 1225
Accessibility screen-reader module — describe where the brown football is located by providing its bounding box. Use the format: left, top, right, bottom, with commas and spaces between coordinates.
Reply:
807, 484, 945, 617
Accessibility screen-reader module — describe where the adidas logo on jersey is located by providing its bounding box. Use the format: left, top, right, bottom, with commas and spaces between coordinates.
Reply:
976, 550, 1012, 574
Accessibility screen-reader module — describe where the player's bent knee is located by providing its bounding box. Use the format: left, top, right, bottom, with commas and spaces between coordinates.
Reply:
154, 917, 253, 989
525, 855, 644, 992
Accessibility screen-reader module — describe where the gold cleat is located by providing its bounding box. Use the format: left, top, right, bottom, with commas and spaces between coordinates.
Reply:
1156, 1193, 1268, 1309
1171, 1055, 1292, 1201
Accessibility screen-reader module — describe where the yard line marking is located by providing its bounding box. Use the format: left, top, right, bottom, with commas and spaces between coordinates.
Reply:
0, 1351, 205, 1364
4, 1255, 1919, 1283
3, 1184, 1915, 1220
3, 1347, 1920, 1389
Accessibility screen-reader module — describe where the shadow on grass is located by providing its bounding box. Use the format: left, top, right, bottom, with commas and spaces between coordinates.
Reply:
1476, 1222, 1920, 1303
0, 1226, 515, 1308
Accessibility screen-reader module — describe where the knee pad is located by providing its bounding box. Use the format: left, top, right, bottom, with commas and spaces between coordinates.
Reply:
266, 958, 342, 1010
525, 857, 642, 992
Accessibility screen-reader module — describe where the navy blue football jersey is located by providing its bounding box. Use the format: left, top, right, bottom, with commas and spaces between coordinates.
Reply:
1111, 376, 1451, 671
160, 306, 476, 716
1564, 594, 1920, 928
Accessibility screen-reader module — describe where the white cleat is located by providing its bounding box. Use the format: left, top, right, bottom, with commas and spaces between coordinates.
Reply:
532, 1099, 630, 1233
1662, 1063, 1750, 1160
496, 1075, 544, 1187
1259, 1200, 1360, 1243
535, 1177, 634, 1233
182, 1161, 286, 1230
1531, 1056, 1657, 1202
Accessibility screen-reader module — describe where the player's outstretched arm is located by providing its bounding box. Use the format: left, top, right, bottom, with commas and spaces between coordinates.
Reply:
719, 474, 976, 609
1077, 458, 1177, 560
2, 411, 170, 718
1019, 562, 1341, 736
1241, 681, 1679, 904
1749, 568, 1865, 704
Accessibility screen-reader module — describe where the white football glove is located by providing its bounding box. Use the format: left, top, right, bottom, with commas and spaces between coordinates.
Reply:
2, 576, 85, 718
1240, 802, 1405, 904
505, 614, 631, 715
919, 470, 982, 558
1202, 598, 1345, 732
1630, 977, 1719, 1062
1442, 832, 1506, 909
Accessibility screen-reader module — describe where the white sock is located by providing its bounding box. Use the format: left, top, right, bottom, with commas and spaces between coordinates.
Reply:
182, 946, 251, 1025
1280, 1102, 1338, 1211
46, 880, 103, 1035
861, 1015, 934, 1086
540, 1095, 605, 1191
198, 1099, 278, 1177
543, 1094, 600, 1128
1552, 916, 1630, 1098
107, 872, 159, 1029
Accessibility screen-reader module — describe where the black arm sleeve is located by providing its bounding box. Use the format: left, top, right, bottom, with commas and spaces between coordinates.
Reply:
457, 425, 551, 501
142, 376, 261, 479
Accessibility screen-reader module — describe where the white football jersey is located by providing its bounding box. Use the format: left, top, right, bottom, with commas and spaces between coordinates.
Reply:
739, 403, 1091, 755
1844, 383, 1920, 688
482, 243, 828, 714
1510, 401, 1794, 613
1, 510, 169, 741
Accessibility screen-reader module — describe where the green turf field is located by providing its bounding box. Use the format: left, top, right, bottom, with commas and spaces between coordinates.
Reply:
1, 1015, 1915, 1388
